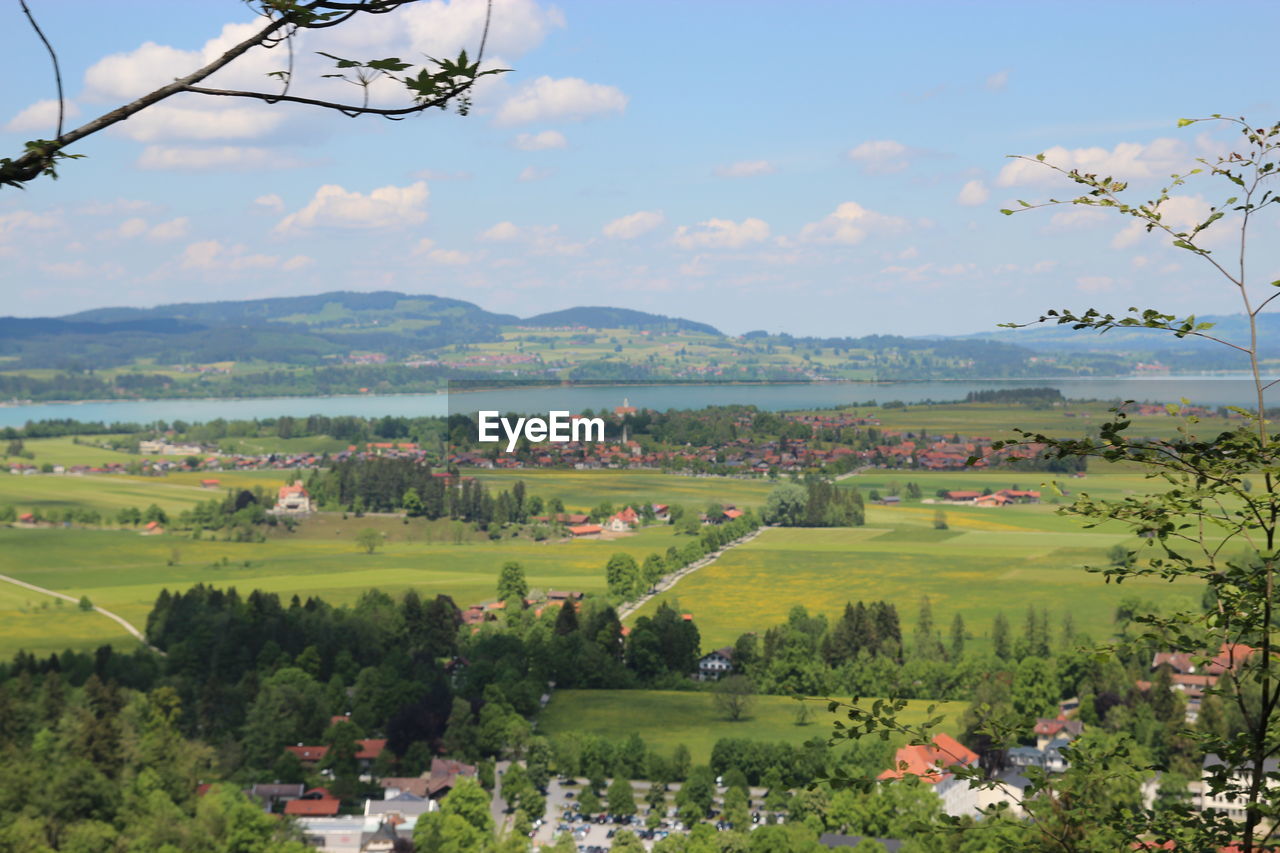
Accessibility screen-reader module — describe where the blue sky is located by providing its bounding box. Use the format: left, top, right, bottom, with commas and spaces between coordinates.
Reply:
2, 0, 1278, 336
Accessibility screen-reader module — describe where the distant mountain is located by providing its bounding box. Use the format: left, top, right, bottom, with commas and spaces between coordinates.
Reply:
522, 306, 721, 335
67, 290, 518, 330
0, 316, 206, 338
957, 312, 1280, 371
1, 292, 724, 370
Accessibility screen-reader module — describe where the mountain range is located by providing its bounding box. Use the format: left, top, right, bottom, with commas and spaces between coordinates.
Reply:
0, 290, 1267, 372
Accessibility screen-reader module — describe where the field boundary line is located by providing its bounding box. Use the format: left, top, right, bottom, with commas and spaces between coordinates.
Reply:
0, 572, 165, 655
617, 525, 772, 621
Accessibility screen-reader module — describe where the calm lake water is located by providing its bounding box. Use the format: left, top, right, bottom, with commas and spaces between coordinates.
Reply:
0, 376, 1273, 428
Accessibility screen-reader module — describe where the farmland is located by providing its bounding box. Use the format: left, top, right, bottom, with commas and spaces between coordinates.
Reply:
538, 689, 966, 765
0, 520, 685, 659
628, 469, 1200, 651
0, 400, 1225, 662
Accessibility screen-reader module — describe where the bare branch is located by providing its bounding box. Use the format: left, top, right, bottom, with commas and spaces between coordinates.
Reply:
182, 80, 472, 118
18, 0, 65, 139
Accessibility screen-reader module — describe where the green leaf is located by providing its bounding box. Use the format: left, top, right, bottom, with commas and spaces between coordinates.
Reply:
1177, 118, 1195, 128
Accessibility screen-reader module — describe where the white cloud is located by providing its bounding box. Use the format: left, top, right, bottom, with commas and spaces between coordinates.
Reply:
117, 105, 285, 142
276, 181, 428, 233
330, 0, 565, 64
1076, 275, 1115, 293
5, 99, 81, 133
603, 210, 665, 239
997, 138, 1187, 187
254, 194, 285, 213
117, 218, 148, 239
181, 239, 311, 272
518, 165, 553, 182
715, 160, 776, 178
495, 76, 627, 125
798, 202, 907, 245
426, 248, 470, 265
847, 139, 911, 174
477, 221, 584, 254
985, 70, 1009, 92
148, 217, 190, 240
0, 210, 59, 239
1048, 207, 1108, 229
108, 216, 189, 240
956, 180, 990, 206
513, 130, 567, 151
137, 145, 304, 170
481, 221, 523, 241
1111, 194, 1211, 248
672, 217, 770, 250
411, 238, 472, 265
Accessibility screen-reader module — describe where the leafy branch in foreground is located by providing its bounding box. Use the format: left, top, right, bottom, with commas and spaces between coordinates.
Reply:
1, 0, 506, 189
822, 116, 1280, 852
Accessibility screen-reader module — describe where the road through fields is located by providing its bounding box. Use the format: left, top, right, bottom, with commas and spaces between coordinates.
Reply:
0, 571, 162, 654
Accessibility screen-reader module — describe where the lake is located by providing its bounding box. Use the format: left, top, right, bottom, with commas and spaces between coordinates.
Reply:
0, 376, 1272, 428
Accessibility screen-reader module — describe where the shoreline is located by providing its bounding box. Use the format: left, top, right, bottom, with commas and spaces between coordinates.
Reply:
2, 373, 1273, 408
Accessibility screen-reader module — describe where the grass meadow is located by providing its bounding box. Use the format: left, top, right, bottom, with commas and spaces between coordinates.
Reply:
0, 522, 683, 658
538, 689, 966, 765
629, 475, 1200, 651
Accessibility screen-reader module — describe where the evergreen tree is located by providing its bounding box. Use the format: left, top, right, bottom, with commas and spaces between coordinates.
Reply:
992, 611, 1011, 661
913, 596, 944, 660
948, 613, 966, 660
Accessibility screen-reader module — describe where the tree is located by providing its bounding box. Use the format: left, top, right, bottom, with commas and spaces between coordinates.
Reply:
991, 611, 1011, 661
497, 561, 528, 601
577, 785, 601, 815
712, 674, 755, 722
414, 776, 494, 852
3, 0, 508, 189
355, 527, 381, 554
763, 483, 807, 526
820, 115, 1280, 852
605, 553, 640, 599
948, 613, 966, 660
607, 776, 636, 818
78, 595, 93, 612
932, 509, 948, 530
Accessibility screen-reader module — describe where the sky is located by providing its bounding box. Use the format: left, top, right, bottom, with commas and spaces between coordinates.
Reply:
2, 0, 1279, 337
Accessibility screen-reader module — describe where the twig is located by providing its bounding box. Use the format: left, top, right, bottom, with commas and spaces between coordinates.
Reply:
18, 0, 65, 139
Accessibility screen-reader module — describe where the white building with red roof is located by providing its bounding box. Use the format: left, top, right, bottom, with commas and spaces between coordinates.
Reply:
273, 480, 313, 515
878, 733, 981, 817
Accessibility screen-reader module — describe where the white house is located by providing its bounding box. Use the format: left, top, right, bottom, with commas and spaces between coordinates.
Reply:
878, 733, 982, 818
273, 480, 313, 515
1199, 753, 1280, 821
696, 647, 734, 681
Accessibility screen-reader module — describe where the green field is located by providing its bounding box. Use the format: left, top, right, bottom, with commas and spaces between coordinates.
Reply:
538, 689, 965, 765
0, 521, 683, 658
0, 469, 292, 515
3, 436, 139, 468
629, 477, 1198, 650
822, 401, 1233, 441
0, 582, 135, 657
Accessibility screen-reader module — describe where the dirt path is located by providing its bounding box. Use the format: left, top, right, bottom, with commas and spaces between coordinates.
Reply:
0, 572, 164, 654
617, 525, 771, 621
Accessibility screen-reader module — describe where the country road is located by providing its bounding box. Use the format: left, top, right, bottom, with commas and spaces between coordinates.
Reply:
616, 525, 771, 621
0, 572, 164, 654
